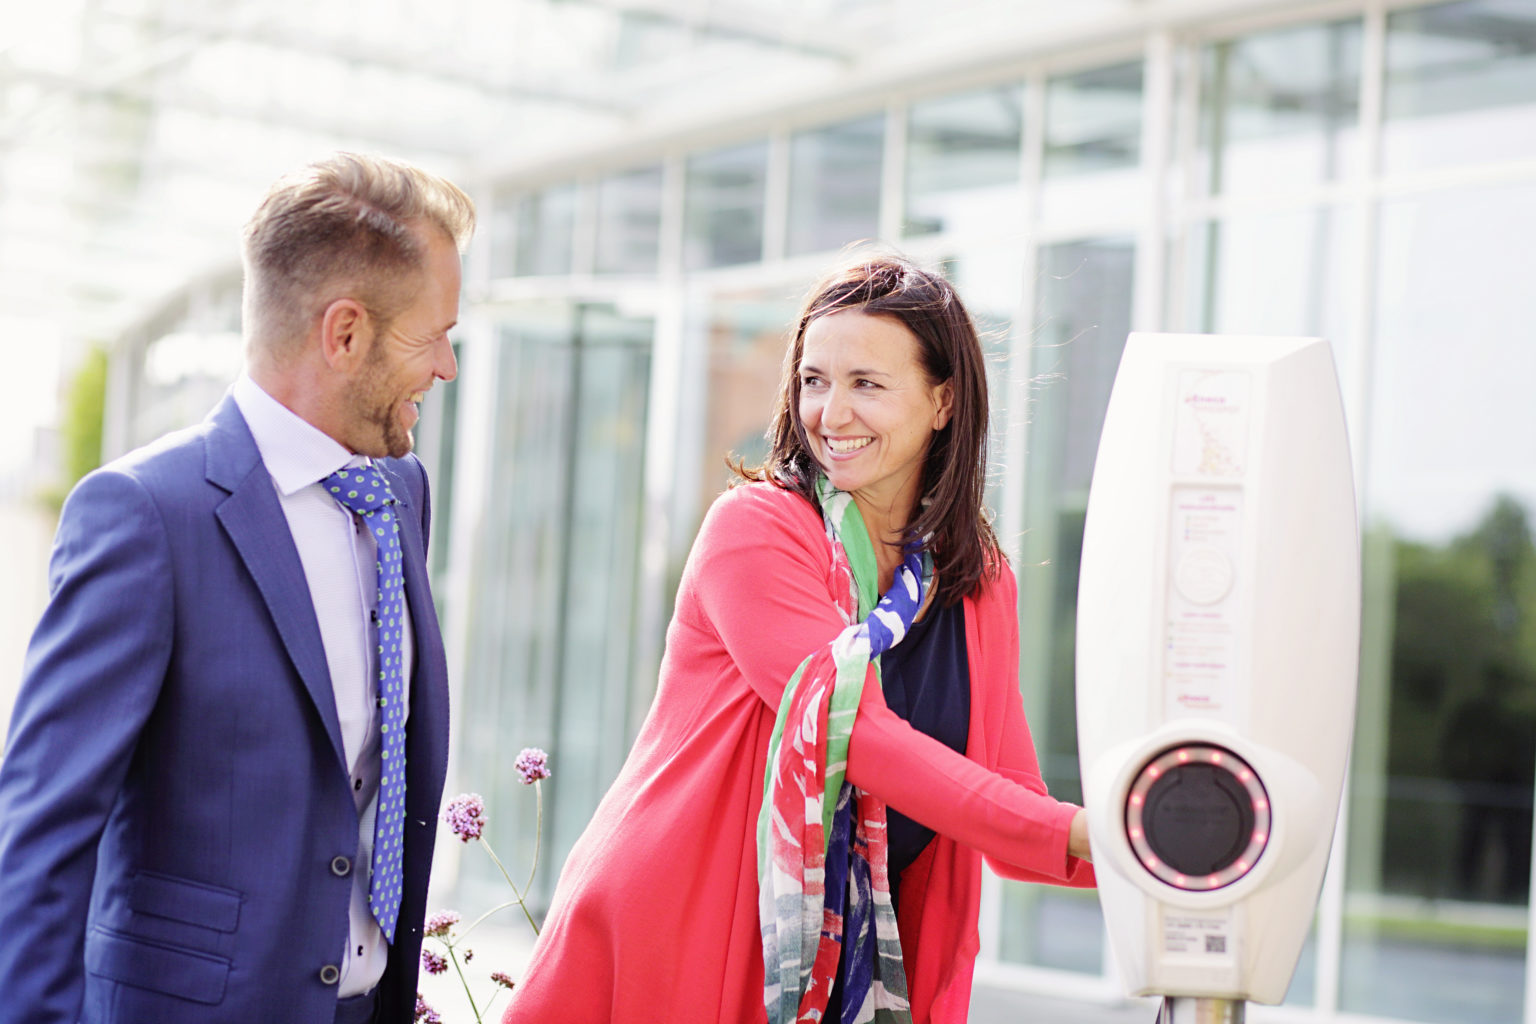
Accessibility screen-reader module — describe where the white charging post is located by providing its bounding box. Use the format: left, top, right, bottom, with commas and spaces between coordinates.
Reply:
1074, 333, 1361, 1023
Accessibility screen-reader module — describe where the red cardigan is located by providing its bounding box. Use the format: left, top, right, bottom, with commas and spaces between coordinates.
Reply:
503, 483, 1094, 1023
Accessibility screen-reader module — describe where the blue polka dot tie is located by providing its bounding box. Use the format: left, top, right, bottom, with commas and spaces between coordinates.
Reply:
323, 464, 407, 943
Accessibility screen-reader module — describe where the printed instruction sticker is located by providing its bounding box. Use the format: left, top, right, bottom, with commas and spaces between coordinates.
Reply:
1164, 488, 1243, 715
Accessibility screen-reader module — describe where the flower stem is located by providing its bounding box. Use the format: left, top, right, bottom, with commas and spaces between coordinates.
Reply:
480, 838, 540, 935
446, 944, 483, 1024
457, 897, 524, 942
524, 781, 542, 895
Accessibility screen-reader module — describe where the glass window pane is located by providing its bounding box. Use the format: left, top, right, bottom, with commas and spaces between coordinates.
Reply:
1180, 206, 1356, 393
595, 165, 663, 275
1041, 62, 1144, 225
514, 184, 579, 277
489, 188, 518, 279
1385, 0, 1536, 173
455, 302, 653, 917
1197, 20, 1363, 196
550, 307, 654, 858
905, 85, 1024, 238
684, 140, 769, 269
700, 289, 798, 519
787, 114, 885, 256
1342, 182, 1536, 1024
1000, 237, 1135, 974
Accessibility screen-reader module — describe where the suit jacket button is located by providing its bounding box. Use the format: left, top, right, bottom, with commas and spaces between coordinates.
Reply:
331, 856, 352, 877
319, 964, 341, 985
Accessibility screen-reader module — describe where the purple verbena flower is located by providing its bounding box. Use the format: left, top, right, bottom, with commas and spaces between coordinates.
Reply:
415, 994, 442, 1024
514, 747, 551, 785
491, 970, 516, 990
444, 793, 486, 842
423, 910, 460, 938
463, 947, 475, 962
421, 948, 448, 975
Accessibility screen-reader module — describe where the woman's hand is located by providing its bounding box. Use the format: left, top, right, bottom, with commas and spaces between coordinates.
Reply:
1068, 808, 1093, 863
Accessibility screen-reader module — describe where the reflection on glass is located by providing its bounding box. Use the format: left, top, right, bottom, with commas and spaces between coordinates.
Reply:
700, 290, 797, 521
1344, 183, 1536, 1024
489, 187, 518, 279
787, 115, 885, 256
595, 165, 663, 275
999, 237, 1133, 973
1197, 19, 1362, 196
937, 248, 1022, 516
1384, 0, 1536, 173
905, 85, 1025, 238
456, 303, 652, 917
1181, 205, 1356, 411
684, 140, 770, 269
1043, 62, 1143, 178
514, 183, 579, 277
1041, 62, 1143, 224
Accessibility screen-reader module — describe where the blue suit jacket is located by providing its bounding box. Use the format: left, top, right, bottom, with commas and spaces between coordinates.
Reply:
0, 395, 451, 1023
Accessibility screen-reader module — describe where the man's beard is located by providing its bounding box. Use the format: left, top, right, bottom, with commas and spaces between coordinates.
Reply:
349, 346, 414, 459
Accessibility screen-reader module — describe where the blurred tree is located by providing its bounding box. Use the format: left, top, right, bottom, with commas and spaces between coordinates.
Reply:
40, 345, 109, 513
1383, 495, 1536, 902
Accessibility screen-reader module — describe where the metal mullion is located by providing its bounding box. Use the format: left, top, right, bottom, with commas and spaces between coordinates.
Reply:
879, 99, 906, 243
762, 128, 791, 264
1134, 29, 1176, 333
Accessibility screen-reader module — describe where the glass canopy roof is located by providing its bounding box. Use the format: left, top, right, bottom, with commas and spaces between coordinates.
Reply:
0, 0, 1126, 357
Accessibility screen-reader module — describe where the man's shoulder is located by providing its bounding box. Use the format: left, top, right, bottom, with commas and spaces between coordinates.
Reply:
99, 419, 221, 493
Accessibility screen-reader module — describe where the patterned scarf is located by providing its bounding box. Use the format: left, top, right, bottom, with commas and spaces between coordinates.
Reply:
758, 476, 929, 1024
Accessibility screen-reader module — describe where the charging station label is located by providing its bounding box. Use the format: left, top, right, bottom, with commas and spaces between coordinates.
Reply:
1162, 910, 1233, 959
1165, 489, 1243, 714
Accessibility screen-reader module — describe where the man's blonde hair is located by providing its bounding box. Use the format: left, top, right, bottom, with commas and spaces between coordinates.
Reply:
241, 152, 476, 354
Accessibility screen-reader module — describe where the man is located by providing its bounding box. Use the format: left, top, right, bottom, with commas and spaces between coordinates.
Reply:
0, 152, 474, 1024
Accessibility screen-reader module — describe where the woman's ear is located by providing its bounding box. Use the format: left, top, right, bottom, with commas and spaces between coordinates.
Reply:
933, 379, 955, 431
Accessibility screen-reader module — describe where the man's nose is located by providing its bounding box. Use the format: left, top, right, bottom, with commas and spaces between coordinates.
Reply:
434, 335, 458, 383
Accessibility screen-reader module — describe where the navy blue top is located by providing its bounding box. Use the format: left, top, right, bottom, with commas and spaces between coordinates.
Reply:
878, 597, 971, 903
827, 598, 970, 1020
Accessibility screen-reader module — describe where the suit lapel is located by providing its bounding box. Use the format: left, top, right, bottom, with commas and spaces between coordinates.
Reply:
205, 396, 348, 768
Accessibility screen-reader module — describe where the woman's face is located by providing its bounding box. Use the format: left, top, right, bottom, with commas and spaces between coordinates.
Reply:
797, 309, 953, 519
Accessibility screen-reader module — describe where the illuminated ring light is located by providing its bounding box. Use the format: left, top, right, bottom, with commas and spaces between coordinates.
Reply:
1124, 744, 1270, 892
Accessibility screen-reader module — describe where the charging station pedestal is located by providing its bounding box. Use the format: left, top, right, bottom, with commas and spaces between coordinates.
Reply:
1075, 333, 1361, 1020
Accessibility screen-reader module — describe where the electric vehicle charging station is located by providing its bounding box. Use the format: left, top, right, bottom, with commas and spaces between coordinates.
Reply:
1075, 333, 1361, 1023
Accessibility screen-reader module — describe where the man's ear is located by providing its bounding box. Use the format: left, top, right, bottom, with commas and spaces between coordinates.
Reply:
319, 298, 371, 370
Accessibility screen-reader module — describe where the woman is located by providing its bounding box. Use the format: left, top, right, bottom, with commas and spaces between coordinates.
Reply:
503, 252, 1094, 1024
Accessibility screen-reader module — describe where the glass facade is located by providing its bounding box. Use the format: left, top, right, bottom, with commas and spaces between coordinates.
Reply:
1197, 20, 1363, 196
440, 2, 1536, 1018
683, 140, 770, 269
595, 166, 664, 275
1341, 181, 1536, 1024
455, 303, 652, 911
1382, 0, 1536, 173
905, 85, 1026, 238
787, 114, 886, 256
513, 184, 579, 277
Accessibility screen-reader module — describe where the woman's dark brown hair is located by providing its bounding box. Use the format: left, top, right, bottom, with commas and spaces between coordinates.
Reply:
735, 251, 1003, 605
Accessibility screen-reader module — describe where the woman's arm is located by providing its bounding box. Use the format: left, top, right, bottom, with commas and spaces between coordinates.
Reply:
688, 485, 1090, 883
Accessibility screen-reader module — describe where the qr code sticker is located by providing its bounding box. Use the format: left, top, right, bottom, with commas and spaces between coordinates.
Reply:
1205, 935, 1227, 954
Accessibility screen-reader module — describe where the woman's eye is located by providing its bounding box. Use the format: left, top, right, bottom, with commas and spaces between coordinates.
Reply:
802, 376, 823, 388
